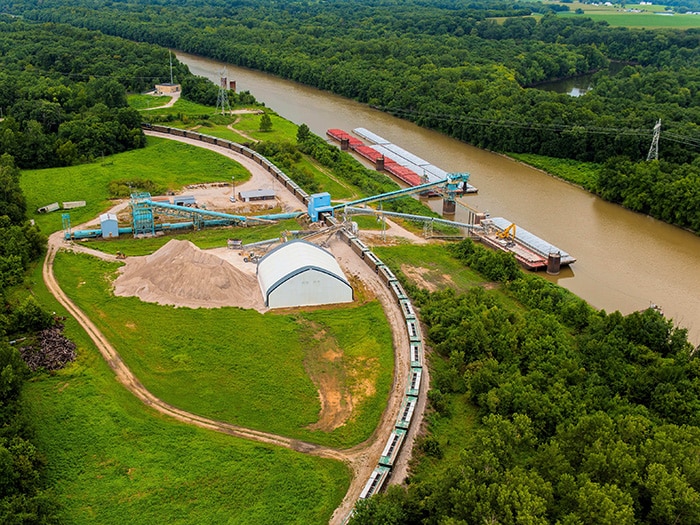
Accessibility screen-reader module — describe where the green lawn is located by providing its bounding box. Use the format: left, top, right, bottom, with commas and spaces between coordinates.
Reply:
127, 93, 173, 109
21, 137, 251, 234
234, 112, 300, 143
23, 263, 350, 525
52, 250, 394, 448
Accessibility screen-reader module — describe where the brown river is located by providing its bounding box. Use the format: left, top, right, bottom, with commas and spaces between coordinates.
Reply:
176, 51, 700, 344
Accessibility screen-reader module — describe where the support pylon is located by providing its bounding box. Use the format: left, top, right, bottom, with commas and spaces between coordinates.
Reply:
216, 69, 232, 116
647, 119, 661, 161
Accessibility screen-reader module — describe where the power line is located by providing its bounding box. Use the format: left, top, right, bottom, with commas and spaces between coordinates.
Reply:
376, 105, 700, 152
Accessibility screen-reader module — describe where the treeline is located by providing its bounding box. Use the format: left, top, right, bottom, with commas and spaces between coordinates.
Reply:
0, 17, 186, 168
596, 157, 700, 232
352, 239, 700, 524
6, 0, 700, 161
0, 153, 61, 522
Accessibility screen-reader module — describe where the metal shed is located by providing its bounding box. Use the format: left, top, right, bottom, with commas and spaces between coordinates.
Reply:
257, 240, 353, 308
238, 188, 276, 203
100, 213, 119, 239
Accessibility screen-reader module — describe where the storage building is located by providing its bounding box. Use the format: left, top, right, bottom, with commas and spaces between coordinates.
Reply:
238, 188, 276, 203
257, 240, 353, 308
100, 213, 119, 239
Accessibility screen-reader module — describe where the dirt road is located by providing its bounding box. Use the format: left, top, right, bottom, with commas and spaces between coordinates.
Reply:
45, 133, 429, 524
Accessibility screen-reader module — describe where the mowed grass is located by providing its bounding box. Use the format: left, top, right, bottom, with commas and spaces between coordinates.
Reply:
127, 93, 173, 109
21, 136, 251, 233
52, 250, 394, 448
23, 263, 350, 525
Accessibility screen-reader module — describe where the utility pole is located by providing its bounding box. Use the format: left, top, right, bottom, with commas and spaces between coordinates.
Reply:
647, 119, 661, 161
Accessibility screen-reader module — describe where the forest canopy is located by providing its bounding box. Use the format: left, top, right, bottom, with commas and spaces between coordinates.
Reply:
0, 18, 191, 167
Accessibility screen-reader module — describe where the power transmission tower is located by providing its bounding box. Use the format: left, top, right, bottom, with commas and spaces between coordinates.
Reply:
647, 119, 661, 161
216, 69, 232, 116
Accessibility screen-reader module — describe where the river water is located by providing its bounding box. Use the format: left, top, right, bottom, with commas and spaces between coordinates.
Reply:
176, 51, 700, 344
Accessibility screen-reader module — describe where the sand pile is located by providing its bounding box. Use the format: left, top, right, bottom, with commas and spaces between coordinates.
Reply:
114, 239, 264, 309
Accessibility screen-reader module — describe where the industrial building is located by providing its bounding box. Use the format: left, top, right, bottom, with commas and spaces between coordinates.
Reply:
100, 213, 119, 239
238, 188, 276, 203
256, 240, 353, 308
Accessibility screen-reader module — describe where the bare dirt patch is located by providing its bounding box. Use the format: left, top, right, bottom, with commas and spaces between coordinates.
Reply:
301, 320, 380, 433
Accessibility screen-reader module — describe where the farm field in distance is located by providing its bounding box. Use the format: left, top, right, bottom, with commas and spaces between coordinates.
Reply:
557, 2, 700, 28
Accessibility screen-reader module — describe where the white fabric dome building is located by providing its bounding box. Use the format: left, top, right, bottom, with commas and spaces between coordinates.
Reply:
256, 240, 353, 309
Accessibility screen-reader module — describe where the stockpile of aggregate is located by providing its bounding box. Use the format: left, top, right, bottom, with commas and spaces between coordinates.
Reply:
113, 239, 262, 309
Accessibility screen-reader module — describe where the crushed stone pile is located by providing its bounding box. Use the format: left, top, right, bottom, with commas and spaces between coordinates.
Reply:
114, 239, 262, 309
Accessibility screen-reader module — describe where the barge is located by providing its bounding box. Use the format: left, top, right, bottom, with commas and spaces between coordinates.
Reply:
327, 128, 476, 192
479, 217, 576, 271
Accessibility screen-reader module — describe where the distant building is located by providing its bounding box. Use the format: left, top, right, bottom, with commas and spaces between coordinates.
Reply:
154, 83, 181, 95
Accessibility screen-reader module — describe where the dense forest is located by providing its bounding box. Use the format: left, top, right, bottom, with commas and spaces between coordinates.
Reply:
0, 18, 186, 168
3, 0, 699, 233
352, 240, 700, 524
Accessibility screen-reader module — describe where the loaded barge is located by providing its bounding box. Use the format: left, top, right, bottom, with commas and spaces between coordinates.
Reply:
479, 217, 576, 272
327, 128, 478, 193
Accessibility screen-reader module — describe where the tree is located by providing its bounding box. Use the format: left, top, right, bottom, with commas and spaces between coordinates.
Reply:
296, 123, 310, 143
259, 113, 273, 132
0, 155, 26, 225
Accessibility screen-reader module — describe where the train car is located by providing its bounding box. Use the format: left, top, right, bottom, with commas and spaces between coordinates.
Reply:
399, 298, 416, 321
396, 395, 417, 430
350, 237, 370, 259
170, 127, 185, 137
389, 279, 407, 303
364, 251, 384, 273
409, 341, 422, 369
378, 265, 397, 286
406, 319, 421, 342
183, 130, 201, 140
150, 124, 169, 134
359, 465, 391, 500
378, 429, 406, 468
201, 134, 216, 145
406, 367, 422, 397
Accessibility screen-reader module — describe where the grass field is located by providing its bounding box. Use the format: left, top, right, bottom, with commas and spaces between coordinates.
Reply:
24, 263, 351, 525
373, 243, 487, 294
559, 3, 700, 28
133, 97, 366, 200
21, 137, 251, 233
127, 93, 173, 109
52, 250, 394, 448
